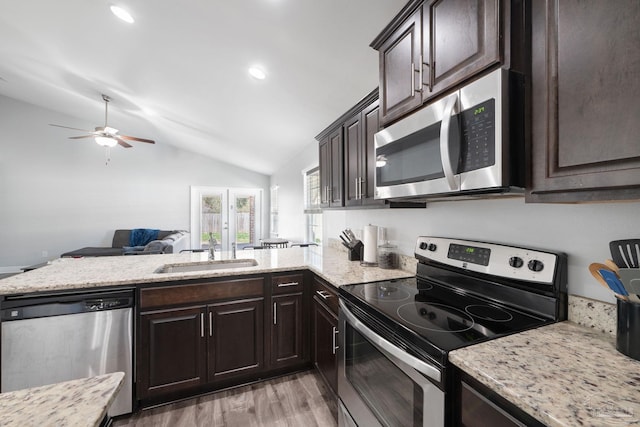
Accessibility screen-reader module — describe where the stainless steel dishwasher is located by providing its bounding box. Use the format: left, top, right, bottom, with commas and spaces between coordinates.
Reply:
1, 288, 134, 417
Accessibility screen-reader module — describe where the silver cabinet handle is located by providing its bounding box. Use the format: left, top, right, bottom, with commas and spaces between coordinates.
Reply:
411, 62, 415, 93
209, 311, 213, 337
200, 312, 204, 338
359, 177, 364, 199
273, 302, 277, 325
332, 326, 339, 355
277, 282, 299, 287
316, 290, 331, 300
440, 93, 459, 191
354, 178, 359, 200
419, 54, 424, 92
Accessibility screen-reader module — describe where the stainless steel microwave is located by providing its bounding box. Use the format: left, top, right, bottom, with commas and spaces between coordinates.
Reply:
374, 68, 524, 200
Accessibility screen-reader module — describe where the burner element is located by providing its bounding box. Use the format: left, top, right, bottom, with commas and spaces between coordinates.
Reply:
465, 305, 513, 322
397, 302, 475, 333
359, 283, 411, 302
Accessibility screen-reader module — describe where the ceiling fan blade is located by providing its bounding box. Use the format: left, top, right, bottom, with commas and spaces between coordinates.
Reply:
68, 134, 98, 139
115, 136, 133, 148
119, 134, 156, 144
49, 124, 94, 132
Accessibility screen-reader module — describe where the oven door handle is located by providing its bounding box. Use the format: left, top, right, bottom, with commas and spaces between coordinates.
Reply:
339, 300, 441, 383
440, 93, 459, 191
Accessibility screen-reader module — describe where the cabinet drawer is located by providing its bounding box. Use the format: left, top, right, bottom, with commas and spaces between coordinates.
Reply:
271, 273, 304, 295
140, 277, 265, 310
313, 276, 338, 314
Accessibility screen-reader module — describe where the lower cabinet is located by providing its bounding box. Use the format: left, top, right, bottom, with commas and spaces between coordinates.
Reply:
136, 272, 309, 405
456, 371, 546, 427
208, 298, 264, 383
138, 305, 207, 398
312, 276, 339, 395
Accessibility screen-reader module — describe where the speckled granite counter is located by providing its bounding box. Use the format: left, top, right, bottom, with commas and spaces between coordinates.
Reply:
450, 321, 640, 427
0, 372, 124, 427
0, 246, 413, 296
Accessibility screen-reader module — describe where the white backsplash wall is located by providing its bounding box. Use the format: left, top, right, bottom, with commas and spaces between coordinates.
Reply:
324, 197, 640, 303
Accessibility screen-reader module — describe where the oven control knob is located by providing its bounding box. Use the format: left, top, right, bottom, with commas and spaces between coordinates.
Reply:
528, 259, 544, 272
419, 242, 428, 250
509, 256, 524, 268
427, 243, 437, 252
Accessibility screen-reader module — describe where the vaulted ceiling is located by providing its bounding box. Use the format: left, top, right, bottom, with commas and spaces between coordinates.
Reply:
0, 0, 406, 174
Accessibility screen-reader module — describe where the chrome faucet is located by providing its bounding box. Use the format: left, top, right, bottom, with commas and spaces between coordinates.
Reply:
208, 234, 217, 260
232, 242, 237, 259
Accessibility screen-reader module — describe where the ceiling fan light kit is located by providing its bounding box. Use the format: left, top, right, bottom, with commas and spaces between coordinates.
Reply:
50, 94, 155, 164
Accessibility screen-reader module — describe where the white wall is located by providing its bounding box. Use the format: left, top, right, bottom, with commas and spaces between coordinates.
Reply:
269, 141, 317, 243
0, 95, 270, 269
270, 142, 640, 304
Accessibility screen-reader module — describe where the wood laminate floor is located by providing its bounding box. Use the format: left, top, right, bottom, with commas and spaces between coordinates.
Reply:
113, 371, 338, 427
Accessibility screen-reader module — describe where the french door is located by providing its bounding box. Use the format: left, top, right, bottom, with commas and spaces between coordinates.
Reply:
190, 187, 262, 252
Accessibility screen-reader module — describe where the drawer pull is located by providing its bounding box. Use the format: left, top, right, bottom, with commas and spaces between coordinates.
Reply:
316, 290, 332, 300
277, 281, 299, 287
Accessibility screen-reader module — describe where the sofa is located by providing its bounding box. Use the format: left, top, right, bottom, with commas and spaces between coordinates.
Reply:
61, 229, 190, 257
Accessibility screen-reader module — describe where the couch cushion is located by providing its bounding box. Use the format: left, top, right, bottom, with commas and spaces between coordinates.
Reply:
112, 230, 132, 248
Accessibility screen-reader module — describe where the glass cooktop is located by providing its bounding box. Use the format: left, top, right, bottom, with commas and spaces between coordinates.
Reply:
340, 277, 549, 363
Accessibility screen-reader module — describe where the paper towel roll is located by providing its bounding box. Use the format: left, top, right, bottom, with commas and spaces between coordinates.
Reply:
362, 224, 378, 264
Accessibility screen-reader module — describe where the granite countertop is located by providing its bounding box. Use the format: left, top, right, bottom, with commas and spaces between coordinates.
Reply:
0, 372, 124, 427
450, 321, 640, 427
0, 245, 414, 296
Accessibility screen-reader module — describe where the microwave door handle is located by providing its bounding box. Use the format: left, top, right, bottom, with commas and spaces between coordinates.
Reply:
440, 93, 459, 191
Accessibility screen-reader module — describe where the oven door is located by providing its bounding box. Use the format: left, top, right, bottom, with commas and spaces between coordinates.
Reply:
338, 299, 444, 427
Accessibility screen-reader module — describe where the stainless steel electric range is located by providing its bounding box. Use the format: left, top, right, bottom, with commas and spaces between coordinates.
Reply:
337, 236, 567, 427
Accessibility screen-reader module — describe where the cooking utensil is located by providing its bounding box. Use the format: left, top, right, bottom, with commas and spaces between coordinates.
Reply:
589, 263, 627, 300
599, 269, 628, 296
619, 269, 640, 296
339, 234, 351, 248
345, 228, 357, 242
605, 259, 620, 274
609, 239, 640, 268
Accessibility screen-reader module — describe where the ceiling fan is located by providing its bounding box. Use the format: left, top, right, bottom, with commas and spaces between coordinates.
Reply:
50, 94, 156, 149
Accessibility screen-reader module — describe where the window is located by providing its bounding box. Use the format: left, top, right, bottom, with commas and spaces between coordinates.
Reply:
270, 185, 279, 238
303, 167, 322, 245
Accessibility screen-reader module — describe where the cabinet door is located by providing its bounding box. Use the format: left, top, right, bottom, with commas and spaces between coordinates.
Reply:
426, 0, 500, 98
271, 294, 304, 368
344, 112, 363, 207
138, 306, 206, 399
361, 100, 384, 205
329, 128, 344, 207
319, 138, 331, 207
378, 7, 423, 124
207, 298, 264, 383
527, 0, 640, 202
313, 298, 338, 395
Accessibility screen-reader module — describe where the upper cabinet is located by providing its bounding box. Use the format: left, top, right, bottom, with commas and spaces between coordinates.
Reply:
372, 0, 504, 125
318, 128, 343, 208
526, 0, 640, 202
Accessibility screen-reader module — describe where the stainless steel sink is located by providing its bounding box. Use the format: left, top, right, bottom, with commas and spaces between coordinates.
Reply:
155, 259, 258, 274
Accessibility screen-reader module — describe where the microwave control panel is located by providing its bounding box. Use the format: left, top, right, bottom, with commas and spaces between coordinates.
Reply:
459, 98, 496, 173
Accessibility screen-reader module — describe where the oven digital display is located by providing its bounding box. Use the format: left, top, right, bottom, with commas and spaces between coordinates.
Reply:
448, 243, 491, 266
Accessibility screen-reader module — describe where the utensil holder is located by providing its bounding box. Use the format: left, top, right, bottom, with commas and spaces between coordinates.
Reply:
616, 298, 640, 361
348, 241, 363, 261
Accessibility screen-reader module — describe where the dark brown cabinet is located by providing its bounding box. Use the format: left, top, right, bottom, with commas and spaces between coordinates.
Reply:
137, 277, 265, 401
319, 128, 343, 208
312, 276, 339, 395
208, 298, 264, 383
138, 306, 206, 399
345, 98, 383, 207
372, 0, 502, 125
527, 0, 640, 202
270, 272, 307, 369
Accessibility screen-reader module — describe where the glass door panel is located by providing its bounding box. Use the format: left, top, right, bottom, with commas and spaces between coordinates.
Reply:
229, 190, 261, 250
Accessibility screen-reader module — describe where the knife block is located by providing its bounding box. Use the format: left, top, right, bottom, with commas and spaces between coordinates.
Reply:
348, 241, 363, 262
616, 298, 640, 361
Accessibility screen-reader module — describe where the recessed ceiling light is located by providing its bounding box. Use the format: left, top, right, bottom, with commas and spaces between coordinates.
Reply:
248, 67, 267, 80
110, 5, 135, 23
